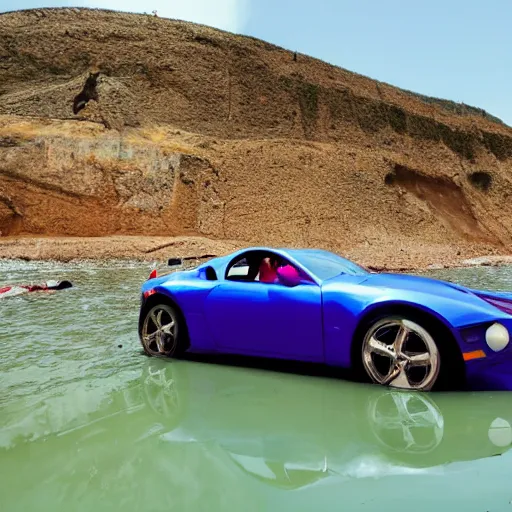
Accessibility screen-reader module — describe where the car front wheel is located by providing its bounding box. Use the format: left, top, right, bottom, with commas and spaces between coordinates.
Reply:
361, 316, 441, 391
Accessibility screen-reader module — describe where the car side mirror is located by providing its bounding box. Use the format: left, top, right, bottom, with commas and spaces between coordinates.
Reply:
168, 258, 183, 267
276, 265, 302, 287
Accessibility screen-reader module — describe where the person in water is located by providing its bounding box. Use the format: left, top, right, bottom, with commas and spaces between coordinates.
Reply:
0, 280, 73, 298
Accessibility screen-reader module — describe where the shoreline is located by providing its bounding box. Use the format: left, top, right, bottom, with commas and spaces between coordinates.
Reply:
0, 235, 511, 272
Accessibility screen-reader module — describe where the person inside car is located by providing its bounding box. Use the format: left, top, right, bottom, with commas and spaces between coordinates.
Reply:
258, 256, 279, 283
258, 256, 302, 285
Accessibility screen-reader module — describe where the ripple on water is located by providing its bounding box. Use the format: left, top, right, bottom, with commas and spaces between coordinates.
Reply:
0, 261, 151, 406
422, 264, 512, 292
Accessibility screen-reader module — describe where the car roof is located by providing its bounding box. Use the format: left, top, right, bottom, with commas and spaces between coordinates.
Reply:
197, 246, 362, 283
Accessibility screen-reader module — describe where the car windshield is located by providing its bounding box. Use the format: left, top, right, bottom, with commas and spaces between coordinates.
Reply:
287, 250, 369, 281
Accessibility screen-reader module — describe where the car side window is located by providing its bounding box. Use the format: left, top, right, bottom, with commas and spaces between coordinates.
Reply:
225, 252, 311, 285
226, 257, 252, 281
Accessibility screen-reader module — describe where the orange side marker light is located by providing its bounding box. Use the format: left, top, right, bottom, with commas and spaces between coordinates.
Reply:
463, 350, 486, 361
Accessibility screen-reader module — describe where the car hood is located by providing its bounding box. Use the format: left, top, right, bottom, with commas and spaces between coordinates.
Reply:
362, 272, 512, 303
325, 271, 512, 326
361, 272, 472, 297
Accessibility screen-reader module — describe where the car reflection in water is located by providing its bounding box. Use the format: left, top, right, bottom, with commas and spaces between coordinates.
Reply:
143, 360, 512, 490
3, 358, 512, 509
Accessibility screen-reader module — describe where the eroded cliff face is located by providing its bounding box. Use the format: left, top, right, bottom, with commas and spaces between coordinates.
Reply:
1, 114, 511, 262
1, 8, 512, 261
0, 118, 218, 238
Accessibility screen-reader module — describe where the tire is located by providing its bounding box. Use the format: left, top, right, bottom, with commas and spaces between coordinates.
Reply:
358, 314, 447, 391
139, 302, 188, 358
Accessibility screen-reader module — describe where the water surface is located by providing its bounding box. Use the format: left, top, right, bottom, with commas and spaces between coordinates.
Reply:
1, 261, 512, 511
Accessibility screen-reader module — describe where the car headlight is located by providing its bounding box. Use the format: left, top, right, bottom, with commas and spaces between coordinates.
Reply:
485, 323, 510, 352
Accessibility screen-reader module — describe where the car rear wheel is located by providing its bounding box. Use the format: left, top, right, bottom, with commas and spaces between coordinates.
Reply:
361, 316, 441, 391
140, 303, 186, 358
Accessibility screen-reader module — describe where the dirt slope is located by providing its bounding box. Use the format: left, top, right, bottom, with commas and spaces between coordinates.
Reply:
1, 8, 512, 267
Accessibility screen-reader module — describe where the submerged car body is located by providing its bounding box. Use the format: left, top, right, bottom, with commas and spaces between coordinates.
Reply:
138, 247, 512, 391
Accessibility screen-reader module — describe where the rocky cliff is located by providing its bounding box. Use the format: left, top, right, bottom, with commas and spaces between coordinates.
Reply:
1, 8, 512, 267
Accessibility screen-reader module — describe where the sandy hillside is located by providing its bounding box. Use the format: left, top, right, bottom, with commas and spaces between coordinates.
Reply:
1, 8, 512, 269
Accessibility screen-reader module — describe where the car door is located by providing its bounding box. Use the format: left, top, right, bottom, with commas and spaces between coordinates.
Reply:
204, 279, 323, 362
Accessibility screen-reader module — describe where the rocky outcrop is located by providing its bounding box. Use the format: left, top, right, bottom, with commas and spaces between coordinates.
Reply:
0, 118, 219, 237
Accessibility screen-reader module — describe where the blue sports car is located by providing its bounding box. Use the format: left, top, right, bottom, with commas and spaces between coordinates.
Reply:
138, 247, 512, 391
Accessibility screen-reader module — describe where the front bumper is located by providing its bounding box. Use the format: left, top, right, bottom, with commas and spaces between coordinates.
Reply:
458, 318, 512, 391
465, 357, 512, 391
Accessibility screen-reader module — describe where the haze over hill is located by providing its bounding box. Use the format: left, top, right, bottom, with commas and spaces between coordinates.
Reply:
1, 7, 511, 268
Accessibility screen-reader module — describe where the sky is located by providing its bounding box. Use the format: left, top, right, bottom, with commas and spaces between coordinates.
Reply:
1, 0, 511, 125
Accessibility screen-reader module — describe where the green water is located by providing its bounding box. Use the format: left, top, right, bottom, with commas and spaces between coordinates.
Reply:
1, 260, 512, 511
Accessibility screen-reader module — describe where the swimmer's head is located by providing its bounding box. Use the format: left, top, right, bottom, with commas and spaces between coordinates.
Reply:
46, 280, 73, 290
